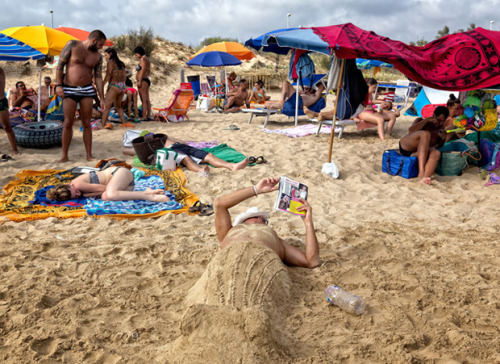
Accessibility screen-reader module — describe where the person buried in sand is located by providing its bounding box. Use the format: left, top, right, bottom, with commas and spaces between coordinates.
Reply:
0, 67, 19, 155
55, 30, 107, 163
224, 79, 250, 112
122, 134, 250, 175
213, 177, 320, 268
46, 166, 170, 202
399, 106, 449, 185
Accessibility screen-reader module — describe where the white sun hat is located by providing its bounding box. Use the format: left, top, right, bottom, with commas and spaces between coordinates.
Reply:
233, 206, 270, 226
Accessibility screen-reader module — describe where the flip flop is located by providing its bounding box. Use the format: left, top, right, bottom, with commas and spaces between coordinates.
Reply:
119, 122, 136, 128
256, 156, 267, 164
224, 124, 240, 131
199, 204, 214, 216
188, 201, 203, 213
1, 154, 13, 162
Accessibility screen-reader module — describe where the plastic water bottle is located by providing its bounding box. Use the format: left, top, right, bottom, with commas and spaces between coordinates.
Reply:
325, 285, 366, 315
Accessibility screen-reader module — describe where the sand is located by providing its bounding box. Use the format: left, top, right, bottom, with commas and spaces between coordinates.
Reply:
0, 72, 500, 363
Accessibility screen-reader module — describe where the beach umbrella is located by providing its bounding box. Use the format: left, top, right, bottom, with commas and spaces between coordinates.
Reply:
55, 27, 114, 46
356, 58, 393, 70
187, 51, 242, 95
1, 26, 78, 121
187, 51, 242, 67
245, 28, 299, 55
261, 28, 330, 55
0, 25, 77, 56
191, 42, 255, 61
0, 33, 45, 61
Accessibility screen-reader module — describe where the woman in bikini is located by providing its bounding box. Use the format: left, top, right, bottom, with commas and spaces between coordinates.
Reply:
249, 80, 270, 104
102, 48, 127, 129
46, 167, 170, 202
355, 78, 398, 140
134, 46, 152, 121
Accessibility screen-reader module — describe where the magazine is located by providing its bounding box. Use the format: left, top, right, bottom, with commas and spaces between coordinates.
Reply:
273, 176, 308, 216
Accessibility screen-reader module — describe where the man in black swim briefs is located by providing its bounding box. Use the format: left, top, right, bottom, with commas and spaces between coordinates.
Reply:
0, 67, 19, 155
56, 30, 107, 162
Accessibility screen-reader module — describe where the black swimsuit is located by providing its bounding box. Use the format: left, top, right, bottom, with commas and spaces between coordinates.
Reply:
89, 167, 135, 187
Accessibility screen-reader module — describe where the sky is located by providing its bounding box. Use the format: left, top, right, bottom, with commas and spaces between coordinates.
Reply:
1, 0, 499, 48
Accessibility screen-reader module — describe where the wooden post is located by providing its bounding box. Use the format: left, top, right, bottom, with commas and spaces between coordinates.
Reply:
327, 58, 346, 162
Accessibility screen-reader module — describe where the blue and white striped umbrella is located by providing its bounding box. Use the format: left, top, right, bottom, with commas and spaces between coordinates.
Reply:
0, 33, 44, 61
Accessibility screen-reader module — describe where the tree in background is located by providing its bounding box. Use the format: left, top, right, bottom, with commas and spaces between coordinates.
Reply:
436, 25, 450, 39
456, 23, 476, 33
112, 26, 156, 56
409, 39, 429, 46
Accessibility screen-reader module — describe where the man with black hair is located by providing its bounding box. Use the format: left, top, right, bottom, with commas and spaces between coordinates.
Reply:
399, 106, 450, 185
55, 29, 107, 162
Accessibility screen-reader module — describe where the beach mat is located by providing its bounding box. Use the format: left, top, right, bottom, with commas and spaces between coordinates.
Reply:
0, 161, 198, 222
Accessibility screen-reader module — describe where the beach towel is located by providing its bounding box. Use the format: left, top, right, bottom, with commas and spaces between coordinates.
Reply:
262, 123, 340, 138
312, 24, 500, 90
0, 162, 198, 222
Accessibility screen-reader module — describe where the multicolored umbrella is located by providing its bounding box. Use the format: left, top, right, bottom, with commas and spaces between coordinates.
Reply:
0, 33, 44, 61
1, 25, 77, 56
191, 42, 255, 61
56, 27, 114, 46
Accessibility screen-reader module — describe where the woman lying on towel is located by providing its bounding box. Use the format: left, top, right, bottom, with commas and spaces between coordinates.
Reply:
46, 167, 170, 202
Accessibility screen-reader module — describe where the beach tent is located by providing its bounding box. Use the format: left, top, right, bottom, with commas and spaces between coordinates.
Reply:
405, 86, 458, 117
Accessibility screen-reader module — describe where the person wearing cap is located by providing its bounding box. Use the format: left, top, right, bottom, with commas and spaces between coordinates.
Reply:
213, 177, 320, 268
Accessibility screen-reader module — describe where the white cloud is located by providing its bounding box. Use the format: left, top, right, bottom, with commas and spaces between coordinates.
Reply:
1, 0, 499, 47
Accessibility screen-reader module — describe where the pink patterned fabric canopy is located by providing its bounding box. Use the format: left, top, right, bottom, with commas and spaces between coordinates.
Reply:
312, 23, 500, 91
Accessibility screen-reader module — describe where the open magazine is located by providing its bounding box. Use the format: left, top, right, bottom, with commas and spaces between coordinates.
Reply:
273, 176, 308, 216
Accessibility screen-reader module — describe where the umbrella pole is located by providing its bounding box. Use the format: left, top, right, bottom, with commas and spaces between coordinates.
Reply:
38, 66, 42, 122
295, 84, 299, 126
225, 67, 228, 95
327, 58, 346, 162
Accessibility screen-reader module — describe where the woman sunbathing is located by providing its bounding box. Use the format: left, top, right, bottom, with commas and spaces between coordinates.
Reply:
46, 167, 170, 202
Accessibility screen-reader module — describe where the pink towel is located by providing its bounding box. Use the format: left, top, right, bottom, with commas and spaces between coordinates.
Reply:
262, 123, 340, 138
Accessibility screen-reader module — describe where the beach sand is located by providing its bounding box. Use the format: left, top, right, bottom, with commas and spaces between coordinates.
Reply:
1, 77, 499, 363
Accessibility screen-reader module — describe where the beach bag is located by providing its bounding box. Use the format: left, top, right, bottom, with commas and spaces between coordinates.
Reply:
155, 148, 178, 171
123, 130, 144, 147
132, 133, 168, 165
437, 141, 480, 176
382, 149, 419, 179
479, 139, 500, 170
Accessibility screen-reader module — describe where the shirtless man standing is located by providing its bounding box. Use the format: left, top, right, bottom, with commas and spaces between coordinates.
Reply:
214, 177, 320, 268
224, 79, 250, 113
56, 30, 106, 162
0, 67, 19, 155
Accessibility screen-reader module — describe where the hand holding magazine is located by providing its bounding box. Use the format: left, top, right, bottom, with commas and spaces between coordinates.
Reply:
274, 176, 308, 216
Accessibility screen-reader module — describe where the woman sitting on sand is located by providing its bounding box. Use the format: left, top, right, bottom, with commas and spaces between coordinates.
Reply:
351, 78, 398, 140
46, 167, 170, 202
102, 48, 128, 129
249, 80, 270, 104
444, 94, 465, 142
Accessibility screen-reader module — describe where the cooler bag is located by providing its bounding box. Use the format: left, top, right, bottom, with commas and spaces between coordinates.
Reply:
382, 149, 419, 179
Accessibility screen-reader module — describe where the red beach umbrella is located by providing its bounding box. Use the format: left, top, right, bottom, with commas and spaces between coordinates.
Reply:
56, 27, 114, 46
